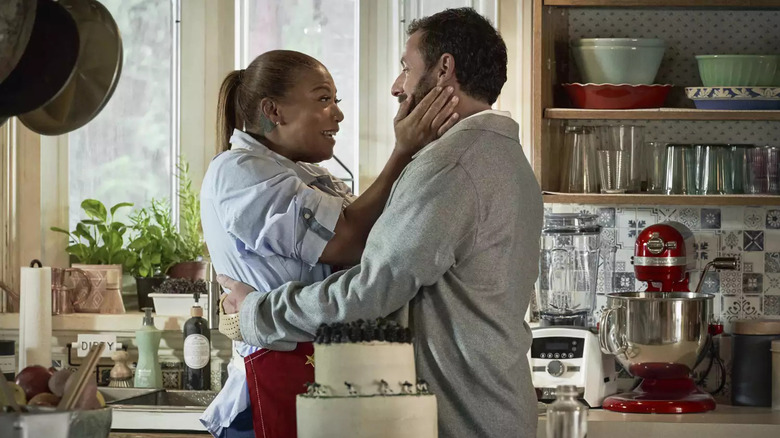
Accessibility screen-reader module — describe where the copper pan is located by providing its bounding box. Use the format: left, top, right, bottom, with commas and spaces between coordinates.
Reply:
20, 0, 123, 135
0, 0, 80, 117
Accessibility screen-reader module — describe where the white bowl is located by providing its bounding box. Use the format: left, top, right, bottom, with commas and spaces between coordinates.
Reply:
149, 293, 210, 316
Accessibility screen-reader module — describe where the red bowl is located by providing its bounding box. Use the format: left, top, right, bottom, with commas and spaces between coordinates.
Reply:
562, 83, 673, 109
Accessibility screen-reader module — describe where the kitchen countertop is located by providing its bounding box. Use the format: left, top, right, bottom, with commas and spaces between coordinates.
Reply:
537, 405, 780, 438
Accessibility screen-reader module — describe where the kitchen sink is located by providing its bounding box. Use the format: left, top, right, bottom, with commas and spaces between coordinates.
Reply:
101, 387, 217, 411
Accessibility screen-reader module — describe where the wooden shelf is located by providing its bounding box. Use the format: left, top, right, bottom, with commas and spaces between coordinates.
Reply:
543, 193, 780, 205
544, 0, 780, 7
545, 108, 780, 121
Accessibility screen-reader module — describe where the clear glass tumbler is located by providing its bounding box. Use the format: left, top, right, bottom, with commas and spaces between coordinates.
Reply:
601, 125, 644, 192
598, 150, 630, 194
728, 144, 753, 194
746, 146, 769, 194
644, 141, 667, 193
559, 126, 598, 193
698, 144, 731, 195
664, 144, 697, 195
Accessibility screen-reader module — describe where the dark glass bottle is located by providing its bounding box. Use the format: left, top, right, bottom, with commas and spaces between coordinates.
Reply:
183, 298, 211, 390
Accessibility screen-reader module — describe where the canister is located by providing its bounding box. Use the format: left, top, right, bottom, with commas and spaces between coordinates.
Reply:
773, 340, 780, 410
0, 340, 14, 380
731, 319, 780, 407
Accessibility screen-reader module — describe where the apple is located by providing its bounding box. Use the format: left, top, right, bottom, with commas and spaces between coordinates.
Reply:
48, 369, 73, 397
15, 365, 53, 401
28, 392, 60, 407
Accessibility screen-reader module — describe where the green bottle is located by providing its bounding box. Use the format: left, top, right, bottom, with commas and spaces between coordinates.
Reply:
134, 307, 162, 388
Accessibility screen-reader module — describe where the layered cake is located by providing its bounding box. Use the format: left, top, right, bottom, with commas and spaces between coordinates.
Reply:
296, 319, 438, 438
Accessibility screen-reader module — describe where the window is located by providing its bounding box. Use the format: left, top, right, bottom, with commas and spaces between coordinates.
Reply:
67, 0, 177, 229
237, 0, 359, 191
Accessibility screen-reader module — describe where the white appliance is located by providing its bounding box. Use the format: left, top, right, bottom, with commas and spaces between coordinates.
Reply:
529, 326, 617, 408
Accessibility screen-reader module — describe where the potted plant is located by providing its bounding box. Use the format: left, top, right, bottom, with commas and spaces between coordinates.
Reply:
126, 199, 180, 311
166, 159, 209, 280
50, 199, 134, 313
148, 277, 209, 316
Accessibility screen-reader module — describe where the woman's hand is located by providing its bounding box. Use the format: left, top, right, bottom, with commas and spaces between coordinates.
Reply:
393, 86, 459, 157
218, 274, 256, 314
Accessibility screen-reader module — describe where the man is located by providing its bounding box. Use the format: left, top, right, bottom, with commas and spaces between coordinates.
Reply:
222, 8, 543, 437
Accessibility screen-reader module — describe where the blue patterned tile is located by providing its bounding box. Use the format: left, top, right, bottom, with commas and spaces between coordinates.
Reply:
742, 273, 763, 295
613, 272, 636, 292
765, 252, 780, 273
744, 230, 765, 252
765, 274, 780, 295
698, 272, 720, 294
744, 207, 764, 229
672, 208, 701, 230
765, 230, 780, 251
700, 208, 721, 229
597, 208, 616, 227
764, 296, 780, 315
720, 231, 743, 252
766, 209, 780, 229
720, 271, 742, 296
741, 296, 763, 319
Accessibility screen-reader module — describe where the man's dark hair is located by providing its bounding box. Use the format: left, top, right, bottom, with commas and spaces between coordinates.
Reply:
407, 8, 507, 105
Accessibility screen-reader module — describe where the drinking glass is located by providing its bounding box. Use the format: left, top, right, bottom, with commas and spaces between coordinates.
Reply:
644, 141, 667, 193
768, 146, 780, 195
728, 144, 753, 194
559, 126, 598, 193
664, 144, 697, 195
746, 146, 769, 194
698, 144, 731, 195
597, 150, 630, 193
601, 125, 644, 192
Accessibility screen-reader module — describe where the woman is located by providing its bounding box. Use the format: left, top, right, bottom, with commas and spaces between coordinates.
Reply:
199, 50, 457, 438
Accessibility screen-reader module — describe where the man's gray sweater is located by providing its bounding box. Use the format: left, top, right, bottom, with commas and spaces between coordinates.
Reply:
240, 111, 544, 437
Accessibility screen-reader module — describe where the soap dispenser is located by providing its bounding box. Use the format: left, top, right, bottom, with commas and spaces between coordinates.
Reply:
134, 307, 162, 388
183, 292, 211, 390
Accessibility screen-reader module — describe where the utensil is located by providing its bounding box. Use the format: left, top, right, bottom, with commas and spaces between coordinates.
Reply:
571, 38, 666, 85
58, 342, 105, 411
19, 0, 124, 135
696, 54, 780, 87
0, 0, 37, 84
664, 144, 697, 195
0, 0, 80, 118
559, 126, 598, 193
563, 83, 672, 109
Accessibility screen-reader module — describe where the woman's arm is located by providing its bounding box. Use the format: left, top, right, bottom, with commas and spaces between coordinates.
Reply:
319, 86, 459, 266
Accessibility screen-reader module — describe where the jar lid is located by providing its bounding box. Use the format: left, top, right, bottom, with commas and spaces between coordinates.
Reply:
734, 319, 780, 335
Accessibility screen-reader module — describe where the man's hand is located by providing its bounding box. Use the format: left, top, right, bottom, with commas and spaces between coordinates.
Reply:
393, 86, 459, 156
217, 274, 256, 314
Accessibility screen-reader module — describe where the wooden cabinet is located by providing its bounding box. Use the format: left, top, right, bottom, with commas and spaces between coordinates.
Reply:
531, 0, 780, 205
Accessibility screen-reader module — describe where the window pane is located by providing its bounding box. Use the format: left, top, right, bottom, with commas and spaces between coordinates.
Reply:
68, 0, 173, 229
244, 0, 358, 190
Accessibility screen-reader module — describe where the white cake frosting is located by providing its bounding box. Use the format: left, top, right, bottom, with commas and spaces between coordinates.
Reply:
297, 341, 438, 438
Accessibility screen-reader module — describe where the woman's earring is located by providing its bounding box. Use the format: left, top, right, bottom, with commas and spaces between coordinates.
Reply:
275, 121, 280, 126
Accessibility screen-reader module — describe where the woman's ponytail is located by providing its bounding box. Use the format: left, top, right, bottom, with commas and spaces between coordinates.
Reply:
216, 70, 243, 152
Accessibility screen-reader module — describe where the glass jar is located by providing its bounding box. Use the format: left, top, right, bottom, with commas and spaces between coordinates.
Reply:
547, 385, 588, 438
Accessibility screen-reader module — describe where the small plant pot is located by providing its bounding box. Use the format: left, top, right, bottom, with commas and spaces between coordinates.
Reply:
134, 276, 167, 312
149, 293, 210, 316
167, 261, 210, 280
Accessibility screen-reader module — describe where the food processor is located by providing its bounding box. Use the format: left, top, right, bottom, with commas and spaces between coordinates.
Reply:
530, 213, 618, 408
600, 221, 736, 413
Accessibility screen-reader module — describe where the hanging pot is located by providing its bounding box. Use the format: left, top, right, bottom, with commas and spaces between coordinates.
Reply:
0, 0, 80, 118
19, 0, 123, 135
0, 0, 37, 84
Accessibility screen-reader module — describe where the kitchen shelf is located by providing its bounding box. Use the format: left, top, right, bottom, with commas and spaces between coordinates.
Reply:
544, 0, 780, 7
0, 313, 188, 333
543, 193, 780, 205
545, 108, 780, 121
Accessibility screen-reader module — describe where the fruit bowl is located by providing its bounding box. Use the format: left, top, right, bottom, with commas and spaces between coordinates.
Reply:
0, 406, 112, 438
563, 83, 673, 109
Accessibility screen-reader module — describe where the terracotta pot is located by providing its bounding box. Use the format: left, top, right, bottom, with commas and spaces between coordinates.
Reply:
167, 261, 210, 280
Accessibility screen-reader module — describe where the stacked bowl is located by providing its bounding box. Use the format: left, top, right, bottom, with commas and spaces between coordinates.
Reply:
565, 38, 672, 109
686, 55, 780, 110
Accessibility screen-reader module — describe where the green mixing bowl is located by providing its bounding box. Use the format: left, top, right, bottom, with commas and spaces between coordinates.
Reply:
696, 55, 780, 87
572, 39, 666, 85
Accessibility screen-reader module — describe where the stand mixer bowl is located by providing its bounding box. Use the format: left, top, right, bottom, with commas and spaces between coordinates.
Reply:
600, 292, 713, 378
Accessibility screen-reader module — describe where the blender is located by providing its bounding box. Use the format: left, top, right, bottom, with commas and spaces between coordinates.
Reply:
530, 213, 618, 407
600, 221, 737, 413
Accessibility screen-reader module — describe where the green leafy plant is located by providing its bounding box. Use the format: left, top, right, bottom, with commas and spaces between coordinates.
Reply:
51, 199, 134, 266
176, 159, 206, 262
126, 199, 180, 278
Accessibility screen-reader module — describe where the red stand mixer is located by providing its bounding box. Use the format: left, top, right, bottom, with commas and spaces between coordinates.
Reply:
599, 221, 736, 414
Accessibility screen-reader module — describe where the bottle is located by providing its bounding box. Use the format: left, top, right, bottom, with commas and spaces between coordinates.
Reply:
134, 307, 162, 388
546, 385, 588, 438
183, 292, 211, 390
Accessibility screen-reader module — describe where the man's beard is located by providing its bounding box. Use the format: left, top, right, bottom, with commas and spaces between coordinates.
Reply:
398, 73, 437, 112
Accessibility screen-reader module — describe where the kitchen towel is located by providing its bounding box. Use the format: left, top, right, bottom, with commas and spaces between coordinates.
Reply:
19, 266, 52, 370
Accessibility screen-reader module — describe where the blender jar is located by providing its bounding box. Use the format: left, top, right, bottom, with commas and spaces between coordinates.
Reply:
538, 213, 601, 327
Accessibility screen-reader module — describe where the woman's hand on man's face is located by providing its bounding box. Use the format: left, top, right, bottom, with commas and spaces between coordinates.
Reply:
217, 274, 256, 314
393, 86, 459, 156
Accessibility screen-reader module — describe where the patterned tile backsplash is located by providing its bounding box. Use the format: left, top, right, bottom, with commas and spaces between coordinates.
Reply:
544, 204, 780, 334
